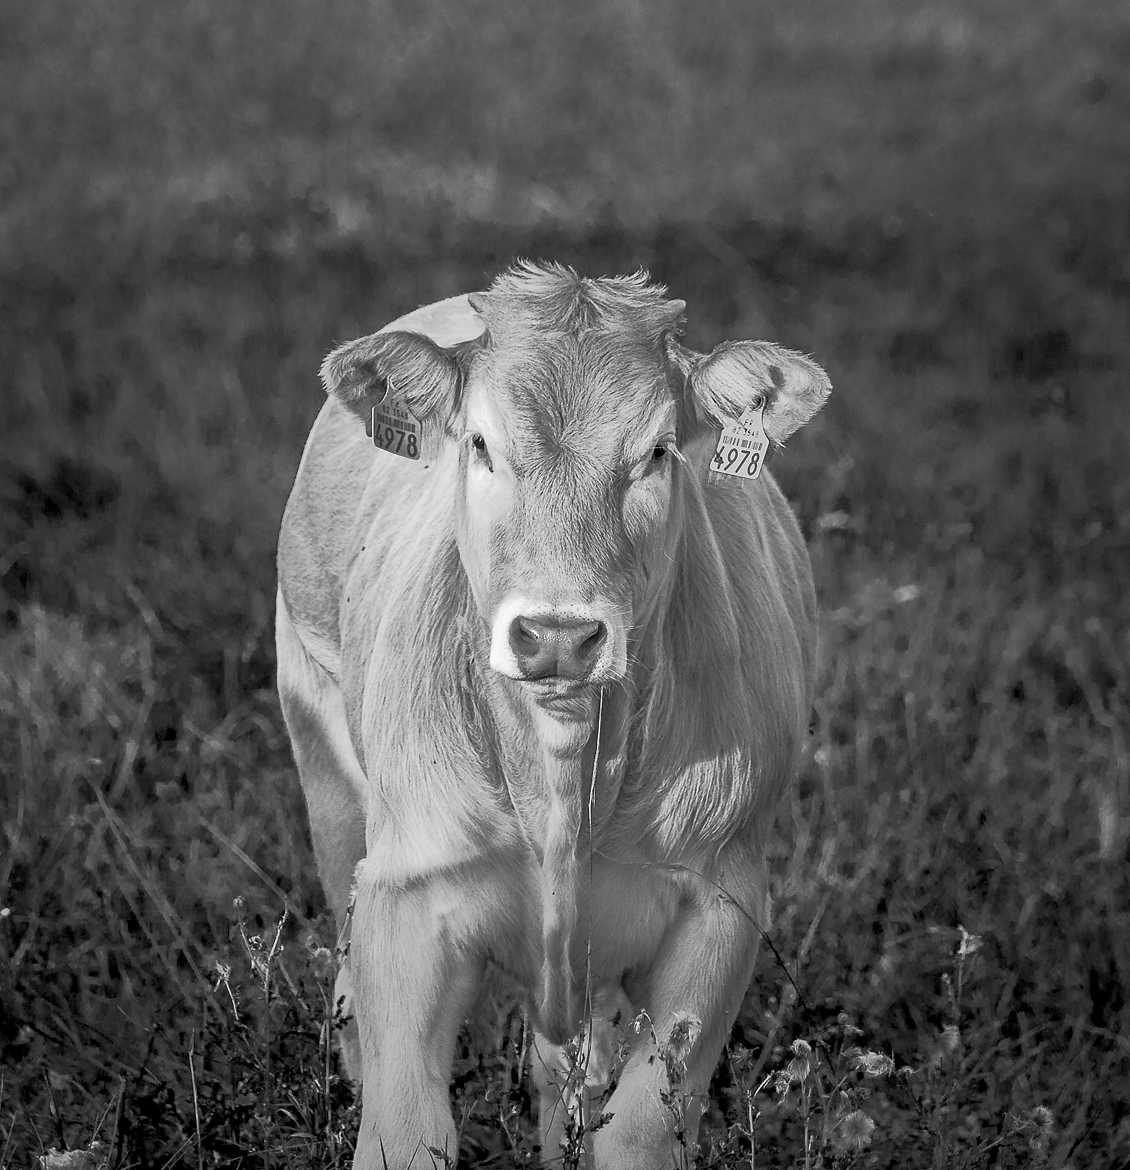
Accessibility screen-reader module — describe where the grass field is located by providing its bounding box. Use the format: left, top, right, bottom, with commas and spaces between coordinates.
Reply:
2, 0, 1129, 1165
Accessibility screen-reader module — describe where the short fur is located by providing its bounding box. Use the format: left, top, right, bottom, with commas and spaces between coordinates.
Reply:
277, 265, 830, 1168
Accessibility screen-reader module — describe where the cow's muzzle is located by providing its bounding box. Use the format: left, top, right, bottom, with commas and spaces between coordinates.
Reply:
508, 615, 606, 682
488, 598, 624, 684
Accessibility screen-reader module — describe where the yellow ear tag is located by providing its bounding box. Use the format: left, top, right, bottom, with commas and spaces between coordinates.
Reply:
371, 402, 421, 461
710, 403, 768, 480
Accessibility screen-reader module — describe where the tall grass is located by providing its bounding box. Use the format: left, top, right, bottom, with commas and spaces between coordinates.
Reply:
2, 0, 1128, 1165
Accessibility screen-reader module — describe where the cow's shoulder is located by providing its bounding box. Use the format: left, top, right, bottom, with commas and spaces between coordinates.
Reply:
277, 398, 374, 674
707, 471, 818, 672
629, 468, 817, 852
278, 295, 485, 675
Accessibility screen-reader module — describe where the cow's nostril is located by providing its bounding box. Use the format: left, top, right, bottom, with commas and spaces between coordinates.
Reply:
577, 621, 606, 661
508, 615, 607, 680
514, 616, 540, 647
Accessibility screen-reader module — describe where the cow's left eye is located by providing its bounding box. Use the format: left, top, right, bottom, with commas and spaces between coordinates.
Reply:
647, 440, 678, 469
631, 439, 677, 481
469, 432, 493, 472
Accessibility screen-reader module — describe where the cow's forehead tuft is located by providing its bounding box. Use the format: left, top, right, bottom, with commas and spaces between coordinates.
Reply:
478, 261, 682, 343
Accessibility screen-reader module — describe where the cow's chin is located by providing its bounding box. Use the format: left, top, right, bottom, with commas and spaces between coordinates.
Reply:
520, 679, 600, 757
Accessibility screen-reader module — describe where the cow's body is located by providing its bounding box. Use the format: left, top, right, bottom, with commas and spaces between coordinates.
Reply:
277, 267, 829, 1168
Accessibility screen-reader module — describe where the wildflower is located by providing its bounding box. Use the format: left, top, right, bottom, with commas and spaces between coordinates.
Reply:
1029, 1105, 1054, 1157
785, 1038, 815, 1084
957, 925, 982, 958
664, 1014, 702, 1068
833, 1109, 876, 1153
36, 1142, 109, 1169
213, 960, 239, 1018
309, 944, 335, 980
662, 1014, 702, 1085
729, 1042, 753, 1068
851, 1049, 896, 1078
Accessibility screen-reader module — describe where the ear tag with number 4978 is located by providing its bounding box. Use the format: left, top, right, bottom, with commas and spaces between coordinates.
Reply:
370, 402, 421, 461
710, 403, 769, 480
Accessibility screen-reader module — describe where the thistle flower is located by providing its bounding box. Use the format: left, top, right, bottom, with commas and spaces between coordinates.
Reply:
663, 1014, 702, 1080
833, 1109, 876, 1152
785, 1038, 815, 1084
664, 1015, 697, 1071
850, 1049, 896, 1077
308, 944, 335, 980
1029, 1105, 1055, 1157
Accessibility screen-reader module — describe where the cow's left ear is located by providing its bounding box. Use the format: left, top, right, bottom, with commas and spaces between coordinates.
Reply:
668, 338, 831, 444
320, 330, 472, 427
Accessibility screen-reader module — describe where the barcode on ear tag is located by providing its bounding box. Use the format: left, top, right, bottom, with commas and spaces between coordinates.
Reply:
710, 404, 769, 481
371, 402, 421, 460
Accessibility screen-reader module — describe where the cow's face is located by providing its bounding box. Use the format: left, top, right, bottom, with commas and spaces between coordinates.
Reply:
321, 266, 830, 742
453, 329, 684, 700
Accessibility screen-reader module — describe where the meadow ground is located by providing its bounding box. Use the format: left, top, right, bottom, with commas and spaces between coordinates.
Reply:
2, 0, 1129, 1165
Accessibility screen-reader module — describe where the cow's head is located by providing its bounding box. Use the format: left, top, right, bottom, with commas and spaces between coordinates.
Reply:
321, 264, 829, 748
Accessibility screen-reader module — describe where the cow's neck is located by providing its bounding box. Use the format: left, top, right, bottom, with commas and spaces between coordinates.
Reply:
475, 637, 635, 1042
480, 666, 632, 860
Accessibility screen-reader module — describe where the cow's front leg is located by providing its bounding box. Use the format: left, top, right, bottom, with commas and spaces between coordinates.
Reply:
350, 857, 484, 1169
594, 856, 769, 1170
276, 593, 367, 1076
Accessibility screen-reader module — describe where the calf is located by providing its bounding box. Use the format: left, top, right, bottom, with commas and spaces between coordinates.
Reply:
277, 263, 830, 1167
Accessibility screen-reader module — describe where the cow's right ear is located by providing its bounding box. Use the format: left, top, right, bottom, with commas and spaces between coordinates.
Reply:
667, 336, 831, 445
319, 330, 468, 426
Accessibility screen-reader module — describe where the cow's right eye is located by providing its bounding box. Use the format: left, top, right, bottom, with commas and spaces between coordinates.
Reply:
470, 432, 493, 471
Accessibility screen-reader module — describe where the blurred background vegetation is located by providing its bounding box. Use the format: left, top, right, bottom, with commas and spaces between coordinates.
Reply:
1, 0, 1128, 1165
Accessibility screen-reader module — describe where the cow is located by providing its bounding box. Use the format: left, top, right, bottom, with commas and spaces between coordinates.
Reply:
276, 262, 830, 1168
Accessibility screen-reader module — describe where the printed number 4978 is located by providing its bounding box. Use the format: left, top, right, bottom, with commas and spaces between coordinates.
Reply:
713, 446, 762, 477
